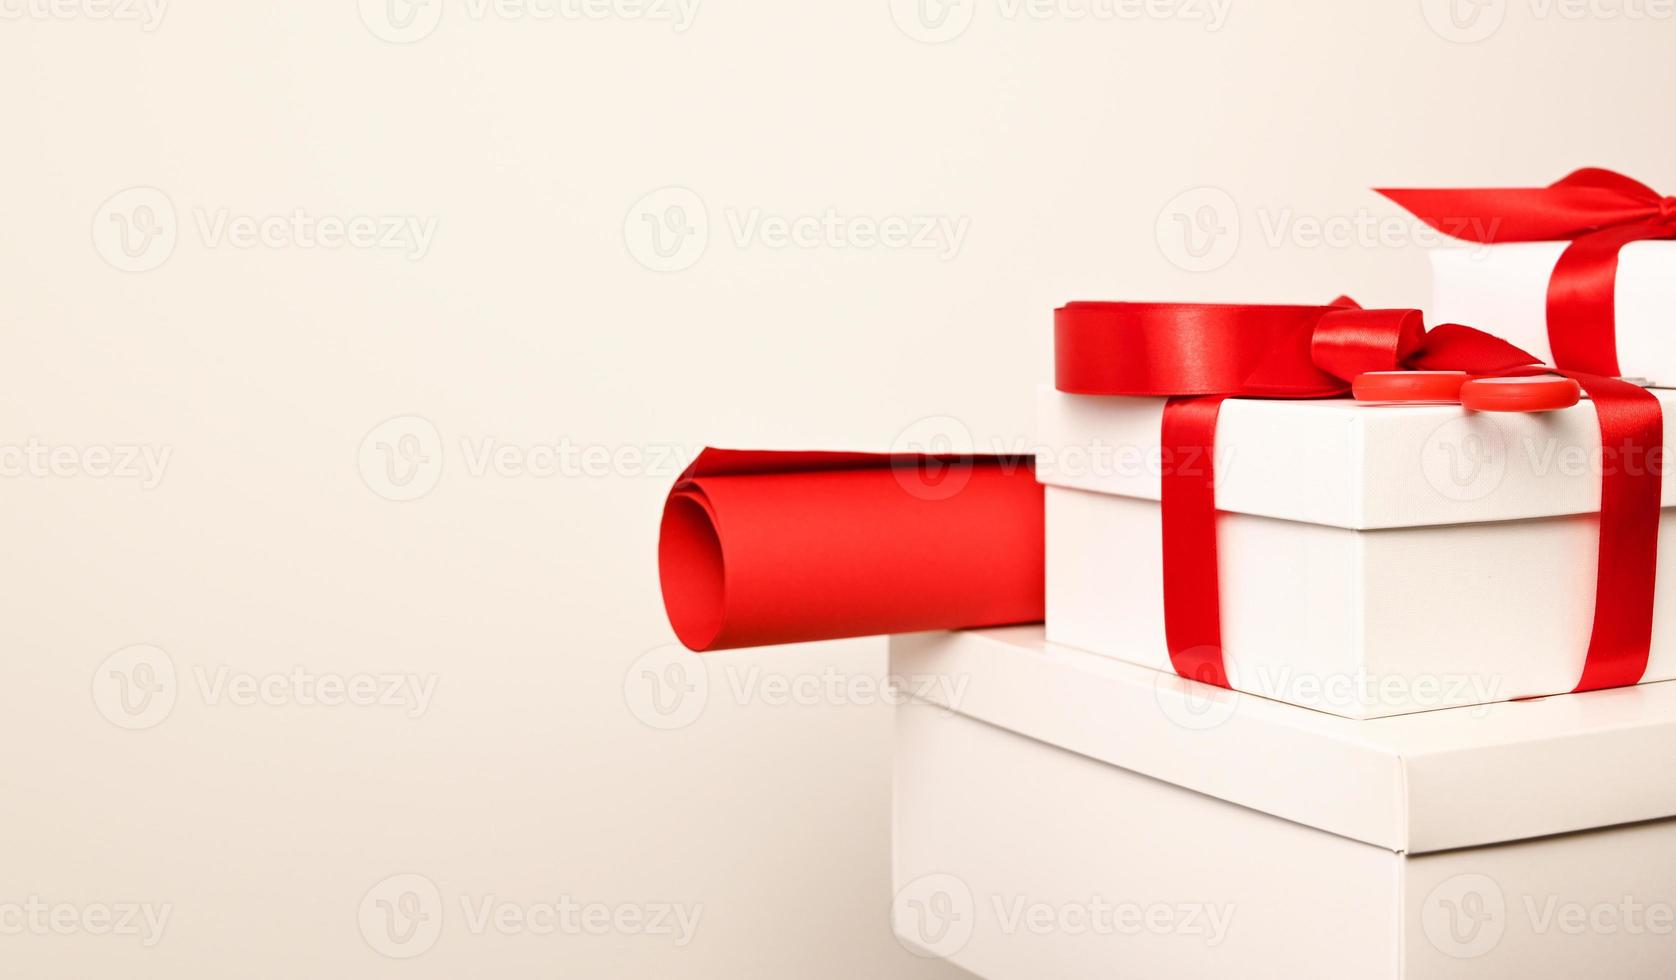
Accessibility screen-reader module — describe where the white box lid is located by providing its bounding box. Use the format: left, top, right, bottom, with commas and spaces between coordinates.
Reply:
892, 626, 1676, 854
1035, 384, 1676, 530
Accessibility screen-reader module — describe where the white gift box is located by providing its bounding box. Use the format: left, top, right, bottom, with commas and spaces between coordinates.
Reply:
891, 628, 1676, 979
1429, 242, 1676, 385
1036, 385, 1676, 719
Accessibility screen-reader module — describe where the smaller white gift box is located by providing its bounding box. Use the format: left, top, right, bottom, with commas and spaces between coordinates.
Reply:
1035, 385, 1676, 719
892, 628, 1676, 980
1429, 242, 1676, 386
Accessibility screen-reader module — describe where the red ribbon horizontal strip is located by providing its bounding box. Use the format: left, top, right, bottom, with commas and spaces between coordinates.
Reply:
1056, 301, 1539, 398
1057, 300, 1661, 695
1056, 301, 1356, 397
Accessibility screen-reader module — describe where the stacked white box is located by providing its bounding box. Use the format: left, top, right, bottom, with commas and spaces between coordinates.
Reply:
1034, 385, 1676, 718
891, 628, 1676, 979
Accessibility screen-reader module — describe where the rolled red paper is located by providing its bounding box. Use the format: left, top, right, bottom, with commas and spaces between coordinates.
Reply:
658, 449, 1044, 651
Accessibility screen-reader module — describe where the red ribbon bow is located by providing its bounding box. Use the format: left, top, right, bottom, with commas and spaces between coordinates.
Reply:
1055, 300, 1662, 694
1379, 168, 1676, 377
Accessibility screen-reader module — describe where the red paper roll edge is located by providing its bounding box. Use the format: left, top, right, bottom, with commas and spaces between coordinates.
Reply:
658, 449, 1045, 652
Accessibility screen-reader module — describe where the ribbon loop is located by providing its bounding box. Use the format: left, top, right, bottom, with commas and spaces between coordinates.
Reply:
1307, 308, 1424, 383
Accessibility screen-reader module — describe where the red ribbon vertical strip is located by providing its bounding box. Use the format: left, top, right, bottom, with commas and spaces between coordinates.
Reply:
1160, 395, 1230, 688
1547, 222, 1662, 377
1568, 375, 1664, 692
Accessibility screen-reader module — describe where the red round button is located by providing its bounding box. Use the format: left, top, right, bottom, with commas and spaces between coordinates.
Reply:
1352, 371, 1471, 404
1459, 376, 1582, 413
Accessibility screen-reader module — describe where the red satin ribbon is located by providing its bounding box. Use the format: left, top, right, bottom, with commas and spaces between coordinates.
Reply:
1378, 168, 1676, 377
1570, 374, 1664, 691
1055, 300, 1662, 694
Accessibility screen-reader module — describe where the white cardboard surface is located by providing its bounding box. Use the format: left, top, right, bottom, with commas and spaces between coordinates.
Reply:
1035, 384, 1676, 530
1430, 241, 1676, 387
893, 699, 1398, 978
1044, 484, 1676, 717
894, 689, 1676, 978
889, 627, 1676, 853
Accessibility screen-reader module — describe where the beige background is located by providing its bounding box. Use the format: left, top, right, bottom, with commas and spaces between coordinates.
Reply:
3, 0, 1674, 975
